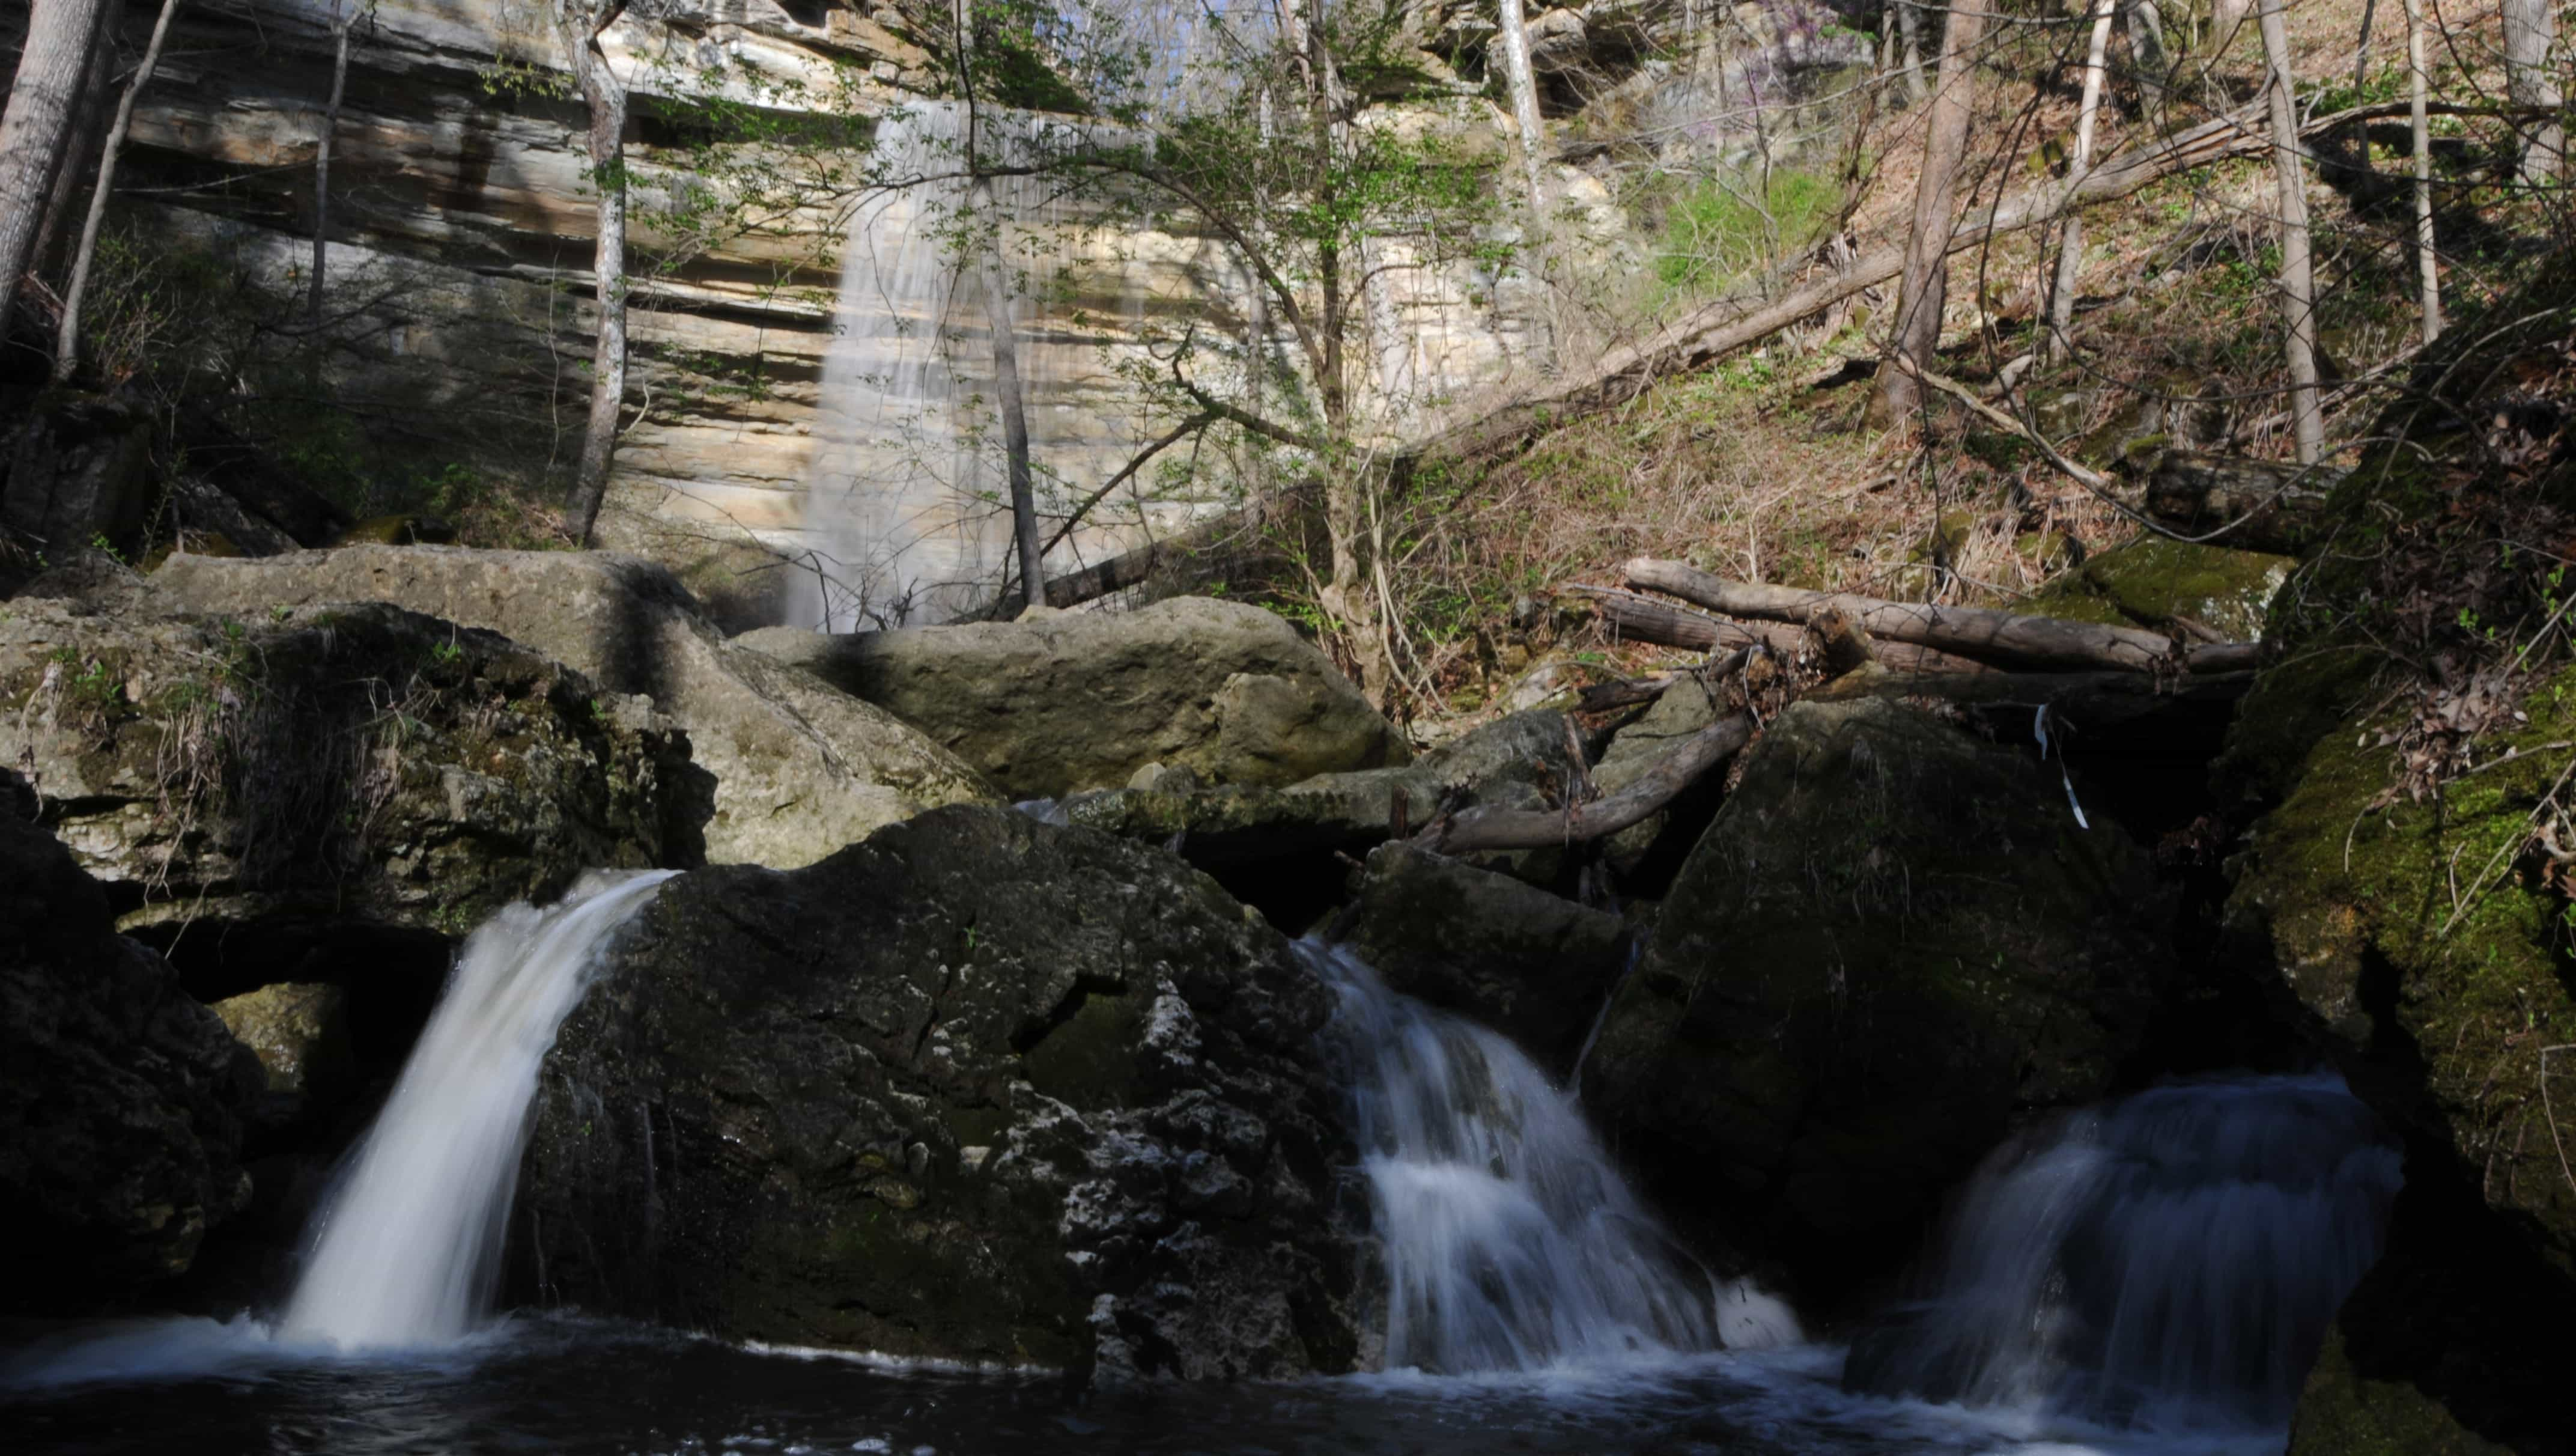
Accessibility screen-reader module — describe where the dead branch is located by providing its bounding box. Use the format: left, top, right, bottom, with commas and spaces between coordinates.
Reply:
1574, 584, 1996, 673
1421, 713, 1753, 854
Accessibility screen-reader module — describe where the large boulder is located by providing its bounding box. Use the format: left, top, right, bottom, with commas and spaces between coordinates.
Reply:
1, 592, 702, 950
1, 803, 263, 1311
740, 596, 1409, 799
517, 806, 1362, 1382
1582, 698, 2172, 1297
151, 547, 994, 868
1334, 841, 1630, 1078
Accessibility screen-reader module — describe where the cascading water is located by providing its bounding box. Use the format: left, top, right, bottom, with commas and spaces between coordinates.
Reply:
788, 103, 1088, 631
1843, 1073, 2403, 1430
1302, 938, 1799, 1372
278, 870, 679, 1350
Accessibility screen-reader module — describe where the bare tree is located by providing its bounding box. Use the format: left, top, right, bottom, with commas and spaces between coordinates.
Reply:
1879, 0, 1985, 419
51, 0, 181, 386
556, 0, 633, 545
2045, 0, 2117, 362
2255, 0, 2322, 463
0, 0, 115, 333
1895, 0, 1929, 103
309, 0, 373, 342
2402, 0, 2440, 342
1495, 0, 1547, 215
950, 0, 1043, 609
2503, 0, 2563, 187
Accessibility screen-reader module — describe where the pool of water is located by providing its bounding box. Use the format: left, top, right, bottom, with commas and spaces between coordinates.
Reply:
0, 1315, 2288, 1456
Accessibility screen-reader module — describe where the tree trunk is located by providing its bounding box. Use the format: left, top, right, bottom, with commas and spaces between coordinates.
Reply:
1878, 0, 1985, 419
30, 31, 113, 288
951, 0, 1043, 610
2210, 0, 2250, 52
1897, 0, 1928, 103
2256, 0, 2323, 464
2046, 0, 2118, 362
2503, 0, 2563, 186
52, 0, 181, 386
558, 16, 631, 546
0, 0, 114, 332
2403, 0, 2440, 342
310, 0, 356, 343
1496, 0, 1548, 215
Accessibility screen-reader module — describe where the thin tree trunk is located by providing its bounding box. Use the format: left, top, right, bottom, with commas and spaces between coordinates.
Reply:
558, 7, 631, 545
310, 0, 356, 343
1878, 0, 1985, 419
52, 0, 181, 386
31, 32, 113, 288
2047, 0, 2118, 362
0, 0, 114, 332
1897, 0, 1928, 103
2256, 0, 2323, 463
2503, 0, 2563, 186
1496, 0, 1547, 213
950, 0, 1043, 610
2210, 0, 2250, 52
2403, 0, 2440, 341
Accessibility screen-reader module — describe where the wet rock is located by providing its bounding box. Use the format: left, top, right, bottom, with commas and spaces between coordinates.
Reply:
741, 597, 1409, 799
0, 807, 262, 1312
152, 546, 992, 867
1336, 841, 1630, 1077
1582, 698, 2172, 1299
210, 982, 354, 1132
519, 805, 1362, 1383
1, 594, 701, 949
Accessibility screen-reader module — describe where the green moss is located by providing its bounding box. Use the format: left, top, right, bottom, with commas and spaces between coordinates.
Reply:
2288, 1326, 2509, 1455
2080, 538, 2295, 639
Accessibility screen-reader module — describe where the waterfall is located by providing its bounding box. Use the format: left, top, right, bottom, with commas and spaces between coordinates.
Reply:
1844, 1073, 2402, 1429
278, 870, 678, 1351
788, 103, 1086, 631
1303, 938, 1793, 1373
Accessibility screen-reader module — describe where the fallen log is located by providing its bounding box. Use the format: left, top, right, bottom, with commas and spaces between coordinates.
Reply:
1426, 99, 2455, 465
1576, 585, 1997, 673
1806, 663, 2257, 731
2139, 451, 2341, 554
1423, 713, 1754, 854
1621, 558, 2255, 674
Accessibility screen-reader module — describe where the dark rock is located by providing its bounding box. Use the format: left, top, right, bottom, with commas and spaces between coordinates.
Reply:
0, 810, 262, 1312
1583, 698, 2172, 1300
1336, 841, 1630, 1078
518, 805, 1362, 1383
210, 982, 356, 1137
1, 392, 155, 558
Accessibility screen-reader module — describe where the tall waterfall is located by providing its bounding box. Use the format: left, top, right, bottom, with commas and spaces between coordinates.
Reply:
279, 870, 679, 1350
788, 103, 1086, 631
1303, 939, 1796, 1372
1844, 1073, 2402, 1428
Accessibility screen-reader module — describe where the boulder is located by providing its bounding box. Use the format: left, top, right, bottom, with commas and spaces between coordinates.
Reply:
152, 546, 994, 868
2026, 535, 2294, 640
740, 596, 1409, 799
0, 804, 263, 1311
1, 594, 702, 949
517, 806, 1363, 1383
1593, 668, 1736, 879
210, 982, 355, 1132
1582, 698, 2172, 1297
1335, 841, 1631, 1078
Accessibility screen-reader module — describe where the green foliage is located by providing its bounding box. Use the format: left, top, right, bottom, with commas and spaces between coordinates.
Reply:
1654, 170, 1839, 297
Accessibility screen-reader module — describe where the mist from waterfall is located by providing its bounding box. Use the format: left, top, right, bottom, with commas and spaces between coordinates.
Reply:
786, 103, 1087, 632
1302, 937, 1800, 1372
1844, 1073, 2402, 1430
278, 870, 679, 1351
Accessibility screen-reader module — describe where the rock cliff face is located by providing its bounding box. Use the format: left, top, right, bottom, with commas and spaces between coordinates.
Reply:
519, 805, 1363, 1381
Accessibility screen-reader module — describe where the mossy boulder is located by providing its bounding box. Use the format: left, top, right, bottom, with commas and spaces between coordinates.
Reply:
1582, 698, 2174, 1299
2025, 536, 2293, 640
518, 806, 1362, 1383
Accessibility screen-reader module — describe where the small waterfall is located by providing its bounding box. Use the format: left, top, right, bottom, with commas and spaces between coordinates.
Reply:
279, 870, 678, 1350
788, 103, 1086, 630
1304, 939, 1788, 1373
1844, 1073, 2402, 1429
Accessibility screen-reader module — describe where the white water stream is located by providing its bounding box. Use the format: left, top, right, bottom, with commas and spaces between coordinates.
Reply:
1301, 937, 1800, 1372
277, 870, 679, 1350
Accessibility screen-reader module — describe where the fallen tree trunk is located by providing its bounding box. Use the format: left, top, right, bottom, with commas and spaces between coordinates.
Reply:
1577, 585, 1997, 673
1427, 99, 2476, 463
976, 507, 1258, 617
1807, 663, 2257, 730
2140, 451, 2341, 554
1622, 558, 2255, 674
1423, 713, 1752, 854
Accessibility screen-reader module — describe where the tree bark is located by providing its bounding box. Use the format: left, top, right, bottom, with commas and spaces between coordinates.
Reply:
1896, 0, 1929, 103
2046, 0, 2118, 362
2402, 0, 2440, 343
1578, 583, 2000, 671
1496, 0, 1548, 216
1423, 714, 1753, 854
557, 3, 632, 546
0, 0, 114, 332
1622, 557, 2256, 672
1879, 0, 1985, 419
951, 0, 1043, 611
310, 0, 358, 343
2141, 449, 2339, 551
30, 30, 112, 289
2503, 0, 2563, 186
51, 0, 181, 386
2256, 0, 2324, 465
